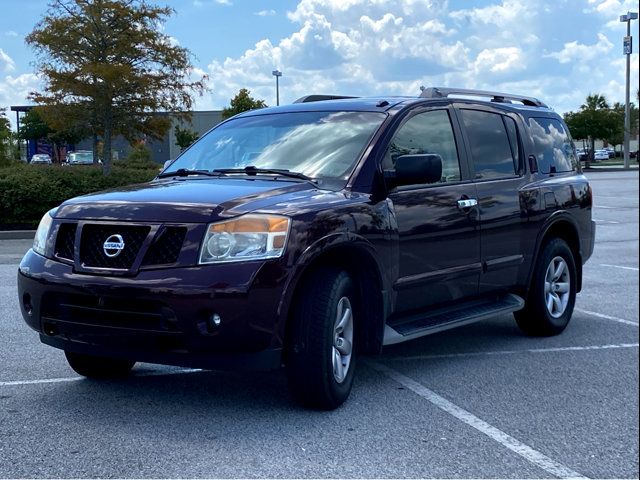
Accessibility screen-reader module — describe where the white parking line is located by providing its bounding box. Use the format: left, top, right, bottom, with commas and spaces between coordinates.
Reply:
385, 343, 639, 362
576, 308, 639, 327
600, 263, 639, 272
0, 377, 83, 387
0, 368, 204, 387
368, 361, 587, 479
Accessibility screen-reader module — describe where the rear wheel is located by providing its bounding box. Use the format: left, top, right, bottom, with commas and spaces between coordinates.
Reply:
286, 267, 356, 410
65, 351, 135, 378
515, 238, 577, 336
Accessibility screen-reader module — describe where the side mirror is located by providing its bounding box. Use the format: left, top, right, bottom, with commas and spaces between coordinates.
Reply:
384, 154, 443, 188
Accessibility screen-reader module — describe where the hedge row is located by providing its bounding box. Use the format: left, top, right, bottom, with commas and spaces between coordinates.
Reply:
0, 160, 159, 229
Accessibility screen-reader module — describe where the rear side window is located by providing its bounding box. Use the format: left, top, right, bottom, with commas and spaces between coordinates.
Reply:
460, 109, 518, 179
529, 117, 577, 174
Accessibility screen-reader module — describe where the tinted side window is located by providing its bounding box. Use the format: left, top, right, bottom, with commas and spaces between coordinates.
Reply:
460, 109, 517, 179
504, 116, 520, 170
384, 109, 461, 183
529, 117, 577, 174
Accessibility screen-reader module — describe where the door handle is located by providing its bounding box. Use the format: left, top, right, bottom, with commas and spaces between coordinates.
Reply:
457, 198, 478, 209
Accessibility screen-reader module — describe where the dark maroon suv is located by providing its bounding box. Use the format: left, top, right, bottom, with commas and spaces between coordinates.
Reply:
18, 87, 595, 409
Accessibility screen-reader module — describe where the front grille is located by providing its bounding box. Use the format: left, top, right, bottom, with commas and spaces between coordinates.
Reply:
41, 293, 177, 332
80, 224, 150, 269
142, 227, 187, 266
54, 223, 77, 261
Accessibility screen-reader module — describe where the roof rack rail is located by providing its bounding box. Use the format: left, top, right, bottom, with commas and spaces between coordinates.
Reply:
293, 94, 359, 103
419, 86, 547, 108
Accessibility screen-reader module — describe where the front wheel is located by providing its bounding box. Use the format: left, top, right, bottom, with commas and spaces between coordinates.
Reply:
515, 238, 577, 336
65, 351, 136, 378
286, 267, 357, 410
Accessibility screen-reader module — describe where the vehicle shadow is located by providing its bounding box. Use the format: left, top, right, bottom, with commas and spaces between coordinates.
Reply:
35, 313, 579, 417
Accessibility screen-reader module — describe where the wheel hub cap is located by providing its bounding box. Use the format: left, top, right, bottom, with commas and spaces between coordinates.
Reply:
544, 256, 570, 318
332, 296, 354, 383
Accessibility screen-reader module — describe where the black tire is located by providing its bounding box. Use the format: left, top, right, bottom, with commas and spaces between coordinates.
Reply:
515, 238, 577, 336
65, 351, 136, 378
286, 267, 357, 410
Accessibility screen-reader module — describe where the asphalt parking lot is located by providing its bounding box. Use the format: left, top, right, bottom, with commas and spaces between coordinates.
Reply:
0, 169, 637, 479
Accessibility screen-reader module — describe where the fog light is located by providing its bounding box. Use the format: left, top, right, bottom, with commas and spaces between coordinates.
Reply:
23, 293, 33, 316
210, 313, 222, 328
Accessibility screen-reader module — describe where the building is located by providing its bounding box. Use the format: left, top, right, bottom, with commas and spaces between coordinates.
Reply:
9, 106, 223, 163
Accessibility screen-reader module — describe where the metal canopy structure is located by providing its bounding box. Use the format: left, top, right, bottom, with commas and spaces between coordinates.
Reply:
9, 105, 34, 133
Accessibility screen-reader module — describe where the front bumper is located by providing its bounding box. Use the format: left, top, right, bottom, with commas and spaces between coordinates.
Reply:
17, 249, 288, 371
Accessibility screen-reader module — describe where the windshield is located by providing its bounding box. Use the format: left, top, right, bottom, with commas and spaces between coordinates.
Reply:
69, 152, 93, 163
166, 111, 386, 183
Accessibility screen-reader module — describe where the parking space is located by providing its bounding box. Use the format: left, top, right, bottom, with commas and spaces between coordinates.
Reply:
0, 170, 637, 478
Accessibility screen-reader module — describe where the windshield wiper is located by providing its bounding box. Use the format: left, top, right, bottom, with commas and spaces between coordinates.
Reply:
212, 166, 315, 183
157, 168, 225, 179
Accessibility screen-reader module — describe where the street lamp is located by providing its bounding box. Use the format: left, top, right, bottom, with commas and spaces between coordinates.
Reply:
272, 69, 282, 106
620, 11, 638, 169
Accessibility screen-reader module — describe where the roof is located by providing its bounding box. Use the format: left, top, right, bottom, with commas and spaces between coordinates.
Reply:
234, 94, 556, 119
10, 105, 35, 112
235, 97, 417, 117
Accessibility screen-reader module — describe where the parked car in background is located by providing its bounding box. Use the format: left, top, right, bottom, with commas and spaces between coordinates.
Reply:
575, 148, 588, 161
30, 154, 52, 165
594, 149, 609, 161
65, 150, 97, 165
603, 147, 615, 158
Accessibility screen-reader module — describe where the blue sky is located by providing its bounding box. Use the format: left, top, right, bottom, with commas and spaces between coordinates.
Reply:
1, 0, 639, 126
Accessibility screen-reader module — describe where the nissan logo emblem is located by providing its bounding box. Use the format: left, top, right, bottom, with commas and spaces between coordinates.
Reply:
103, 234, 125, 258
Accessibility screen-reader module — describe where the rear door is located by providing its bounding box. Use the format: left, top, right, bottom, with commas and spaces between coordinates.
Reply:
456, 107, 527, 295
384, 106, 481, 315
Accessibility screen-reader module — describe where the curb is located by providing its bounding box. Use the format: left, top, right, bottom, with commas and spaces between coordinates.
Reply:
0, 230, 36, 240
584, 166, 639, 173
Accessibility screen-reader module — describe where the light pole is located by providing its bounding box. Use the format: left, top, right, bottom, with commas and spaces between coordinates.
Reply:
620, 11, 638, 169
272, 69, 282, 106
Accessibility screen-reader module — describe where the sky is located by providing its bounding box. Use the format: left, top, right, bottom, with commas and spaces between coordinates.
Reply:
1, 0, 639, 128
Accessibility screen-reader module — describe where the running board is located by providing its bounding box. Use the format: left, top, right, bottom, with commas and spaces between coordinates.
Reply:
383, 294, 524, 346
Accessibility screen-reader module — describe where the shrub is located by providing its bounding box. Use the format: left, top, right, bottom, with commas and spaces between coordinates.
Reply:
0, 162, 159, 229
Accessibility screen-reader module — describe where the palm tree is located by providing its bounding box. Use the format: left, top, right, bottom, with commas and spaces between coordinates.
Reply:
581, 93, 609, 111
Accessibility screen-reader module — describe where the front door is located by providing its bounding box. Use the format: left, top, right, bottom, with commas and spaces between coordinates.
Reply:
385, 108, 481, 316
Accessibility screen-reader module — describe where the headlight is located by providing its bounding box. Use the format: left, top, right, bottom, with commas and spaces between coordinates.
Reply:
33, 208, 57, 256
199, 214, 290, 264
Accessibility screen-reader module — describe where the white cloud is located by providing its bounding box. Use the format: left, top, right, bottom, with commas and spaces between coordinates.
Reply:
4, 31, 18, 37
254, 9, 276, 17
0, 49, 16, 73
0, 73, 41, 127
175, 0, 638, 115
474, 47, 524, 74
450, 0, 533, 28
193, 0, 232, 6
546, 33, 614, 64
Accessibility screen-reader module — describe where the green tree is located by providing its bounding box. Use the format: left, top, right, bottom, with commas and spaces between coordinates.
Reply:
18, 109, 50, 142
222, 88, 267, 120
0, 108, 15, 166
18, 108, 83, 163
26, 0, 207, 175
607, 102, 627, 149
564, 93, 618, 166
174, 125, 199, 151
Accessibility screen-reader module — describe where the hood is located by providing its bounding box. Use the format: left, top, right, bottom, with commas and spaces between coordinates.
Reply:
55, 177, 320, 223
